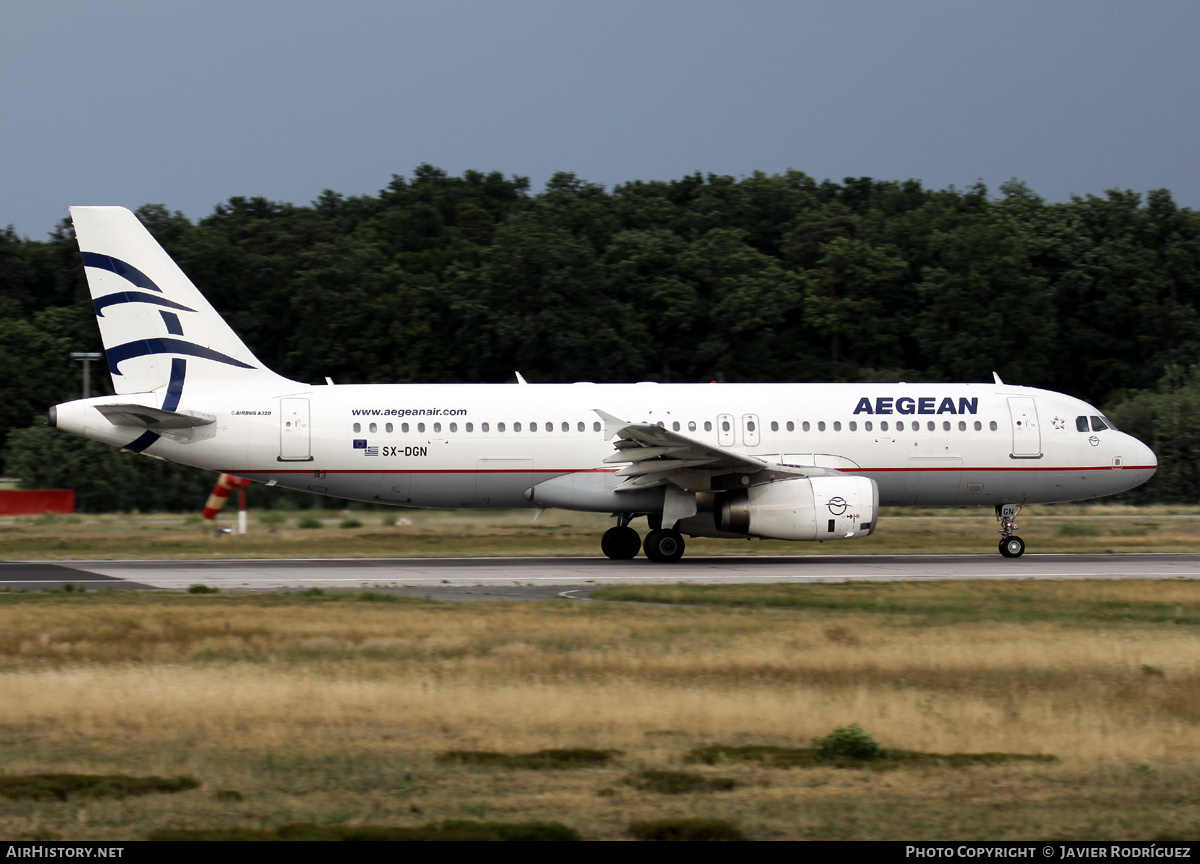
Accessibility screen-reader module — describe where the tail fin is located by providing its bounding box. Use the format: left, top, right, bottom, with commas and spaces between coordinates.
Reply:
70, 206, 293, 396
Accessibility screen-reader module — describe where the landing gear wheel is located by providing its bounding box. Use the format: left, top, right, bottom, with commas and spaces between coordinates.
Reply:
643, 528, 685, 563
601, 526, 641, 560
999, 536, 1026, 558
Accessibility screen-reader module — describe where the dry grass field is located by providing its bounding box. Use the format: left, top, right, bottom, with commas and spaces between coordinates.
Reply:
0, 581, 1198, 840
2, 503, 1200, 559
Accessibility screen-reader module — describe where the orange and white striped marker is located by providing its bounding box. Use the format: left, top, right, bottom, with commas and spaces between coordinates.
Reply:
203, 474, 252, 523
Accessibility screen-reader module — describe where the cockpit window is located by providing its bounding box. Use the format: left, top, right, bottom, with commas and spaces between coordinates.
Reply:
1091, 416, 1110, 432
1076, 416, 1089, 432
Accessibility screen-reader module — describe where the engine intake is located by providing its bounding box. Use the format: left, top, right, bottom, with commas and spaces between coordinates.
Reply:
716, 476, 878, 541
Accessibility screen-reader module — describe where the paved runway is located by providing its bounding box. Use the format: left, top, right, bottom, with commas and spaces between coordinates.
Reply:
2, 553, 1198, 597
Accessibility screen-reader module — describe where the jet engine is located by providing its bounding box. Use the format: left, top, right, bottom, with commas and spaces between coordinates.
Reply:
715, 476, 878, 541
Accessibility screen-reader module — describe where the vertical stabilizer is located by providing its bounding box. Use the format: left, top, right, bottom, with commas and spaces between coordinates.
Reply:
70, 206, 294, 395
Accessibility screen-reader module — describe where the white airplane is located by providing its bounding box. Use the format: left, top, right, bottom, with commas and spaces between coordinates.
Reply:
50, 207, 1157, 561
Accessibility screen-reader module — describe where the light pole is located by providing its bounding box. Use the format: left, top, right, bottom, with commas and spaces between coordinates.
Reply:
70, 352, 103, 398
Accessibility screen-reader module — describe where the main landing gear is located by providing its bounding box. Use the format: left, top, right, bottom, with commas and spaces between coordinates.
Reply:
601, 514, 686, 563
996, 503, 1025, 558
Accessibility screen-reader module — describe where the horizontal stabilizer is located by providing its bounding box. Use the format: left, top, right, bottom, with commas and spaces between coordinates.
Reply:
95, 404, 216, 430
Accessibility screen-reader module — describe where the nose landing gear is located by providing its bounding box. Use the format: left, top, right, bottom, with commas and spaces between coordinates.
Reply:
996, 503, 1025, 558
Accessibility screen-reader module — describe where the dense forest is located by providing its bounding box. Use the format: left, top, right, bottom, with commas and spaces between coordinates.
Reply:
3, 166, 1200, 508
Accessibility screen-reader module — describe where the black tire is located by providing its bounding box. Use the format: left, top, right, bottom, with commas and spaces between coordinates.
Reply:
999, 536, 1026, 558
643, 528, 685, 563
601, 526, 640, 560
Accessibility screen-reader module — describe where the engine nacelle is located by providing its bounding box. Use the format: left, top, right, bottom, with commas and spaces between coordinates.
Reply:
715, 476, 878, 541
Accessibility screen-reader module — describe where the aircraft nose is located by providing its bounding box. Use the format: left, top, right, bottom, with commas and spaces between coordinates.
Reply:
1136, 436, 1157, 475
1121, 433, 1157, 487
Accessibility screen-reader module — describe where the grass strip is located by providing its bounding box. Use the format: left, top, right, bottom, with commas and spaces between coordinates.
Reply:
684, 745, 1057, 770
148, 820, 581, 841
590, 582, 1200, 627
627, 818, 746, 841
435, 749, 619, 769
0, 774, 199, 802
623, 770, 736, 794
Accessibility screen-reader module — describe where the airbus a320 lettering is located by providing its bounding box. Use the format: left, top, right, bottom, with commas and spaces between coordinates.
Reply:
50, 207, 1158, 561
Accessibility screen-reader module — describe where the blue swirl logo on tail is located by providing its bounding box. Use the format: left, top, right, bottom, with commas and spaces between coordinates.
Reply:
94, 291, 196, 318
106, 338, 255, 376
82, 252, 164, 293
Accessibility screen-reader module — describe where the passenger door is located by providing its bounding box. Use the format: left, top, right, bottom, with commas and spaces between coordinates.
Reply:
278, 397, 312, 462
1007, 397, 1042, 458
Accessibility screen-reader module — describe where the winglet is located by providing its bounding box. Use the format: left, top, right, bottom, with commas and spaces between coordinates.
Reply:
515, 371, 528, 384
993, 371, 1004, 385
593, 409, 630, 439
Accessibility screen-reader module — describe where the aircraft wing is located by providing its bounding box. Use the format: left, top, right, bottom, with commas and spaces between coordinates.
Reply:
595, 409, 833, 492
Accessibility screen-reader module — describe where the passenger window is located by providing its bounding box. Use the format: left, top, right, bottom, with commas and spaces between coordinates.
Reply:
721, 420, 730, 432
498, 422, 506, 432
433, 422, 442, 433
353, 422, 361, 433
1076, 416, 1089, 432
465, 422, 473, 433
928, 421, 935, 431
786, 421, 794, 432
514, 422, 522, 432
530, 422, 537, 432
402, 422, 410, 433
865, 421, 873, 432
547, 421, 553, 431
958, 421, 966, 431
385, 422, 393, 433
418, 422, 426, 433
818, 421, 826, 432
973, 421, 982, 431
704, 421, 713, 432
657, 421, 665, 428
593, 421, 601, 432
688, 421, 697, 432
1091, 416, 1109, 432
449, 422, 457, 433
672, 421, 680, 431
881, 421, 889, 431
577, 422, 584, 432
896, 421, 904, 431
369, 422, 378, 433
832, 421, 841, 432
942, 421, 950, 431
802, 421, 810, 432
482, 422, 489, 432
989, 421, 998, 431
770, 421, 778, 432
562, 422, 569, 432
849, 421, 857, 431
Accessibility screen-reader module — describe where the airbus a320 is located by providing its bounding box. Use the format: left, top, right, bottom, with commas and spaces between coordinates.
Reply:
49, 207, 1158, 561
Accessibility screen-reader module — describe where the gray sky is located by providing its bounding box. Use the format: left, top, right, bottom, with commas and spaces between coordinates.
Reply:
3, 0, 1197, 238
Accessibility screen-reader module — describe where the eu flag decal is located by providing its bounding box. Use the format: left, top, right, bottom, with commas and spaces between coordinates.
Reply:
353, 439, 367, 449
